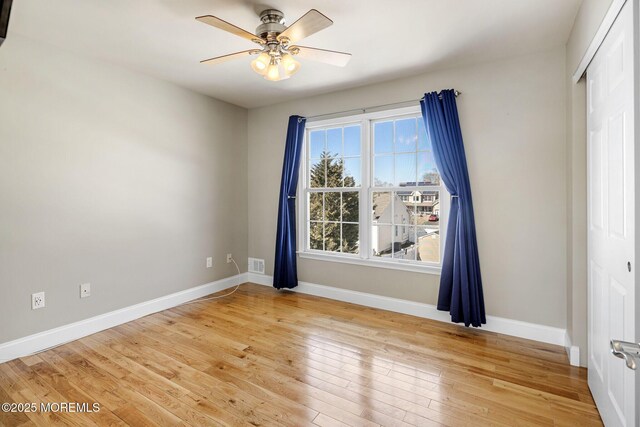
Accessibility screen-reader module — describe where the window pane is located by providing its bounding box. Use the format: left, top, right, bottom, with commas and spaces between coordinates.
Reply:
327, 128, 342, 157
416, 226, 440, 263
372, 192, 391, 224
391, 193, 412, 230
324, 222, 340, 252
395, 191, 418, 225
374, 121, 393, 153
417, 119, 429, 151
412, 191, 439, 225
309, 222, 323, 250
325, 192, 341, 221
342, 223, 359, 254
309, 193, 323, 221
343, 158, 360, 187
393, 226, 417, 260
407, 226, 418, 260
409, 204, 419, 226
372, 225, 392, 257
309, 158, 326, 188
428, 191, 441, 223
418, 151, 440, 185
342, 191, 359, 222
395, 118, 417, 153
344, 126, 361, 157
424, 208, 440, 227
374, 156, 393, 187
310, 130, 325, 158
325, 156, 343, 188
395, 153, 417, 186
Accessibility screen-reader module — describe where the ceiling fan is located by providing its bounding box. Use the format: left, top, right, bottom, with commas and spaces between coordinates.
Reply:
196, 8, 352, 81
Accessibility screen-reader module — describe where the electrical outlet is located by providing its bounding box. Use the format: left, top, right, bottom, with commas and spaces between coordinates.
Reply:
80, 283, 91, 298
31, 292, 45, 310
226, 253, 232, 264
206, 257, 213, 268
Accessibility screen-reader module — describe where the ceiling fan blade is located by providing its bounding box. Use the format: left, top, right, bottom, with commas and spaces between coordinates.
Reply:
196, 15, 263, 44
200, 50, 255, 65
277, 9, 333, 43
292, 46, 351, 67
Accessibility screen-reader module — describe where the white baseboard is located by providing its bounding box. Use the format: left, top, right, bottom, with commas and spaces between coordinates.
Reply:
248, 273, 567, 347
0, 273, 249, 363
564, 334, 582, 367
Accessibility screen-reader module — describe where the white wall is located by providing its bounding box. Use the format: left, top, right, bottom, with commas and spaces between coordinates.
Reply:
565, 0, 615, 366
248, 47, 568, 328
0, 36, 248, 343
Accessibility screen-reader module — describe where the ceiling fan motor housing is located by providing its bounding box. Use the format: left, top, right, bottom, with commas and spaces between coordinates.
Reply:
256, 9, 286, 42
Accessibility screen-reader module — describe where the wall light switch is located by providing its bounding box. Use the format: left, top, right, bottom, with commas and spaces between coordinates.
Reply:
206, 257, 213, 268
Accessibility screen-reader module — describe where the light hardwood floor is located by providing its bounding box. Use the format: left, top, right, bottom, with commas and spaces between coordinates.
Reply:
0, 283, 601, 426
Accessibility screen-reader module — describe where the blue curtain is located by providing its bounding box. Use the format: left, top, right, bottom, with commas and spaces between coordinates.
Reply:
273, 115, 307, 289
420, 90, 485, 327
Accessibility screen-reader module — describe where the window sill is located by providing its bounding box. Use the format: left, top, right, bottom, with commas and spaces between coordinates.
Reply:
297, 251, 442, 275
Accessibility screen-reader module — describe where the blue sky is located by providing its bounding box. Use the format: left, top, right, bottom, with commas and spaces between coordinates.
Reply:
309, 125, 360, 158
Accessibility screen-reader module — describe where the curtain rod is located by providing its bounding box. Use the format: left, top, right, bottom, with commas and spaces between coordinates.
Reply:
305, 90, 461, 122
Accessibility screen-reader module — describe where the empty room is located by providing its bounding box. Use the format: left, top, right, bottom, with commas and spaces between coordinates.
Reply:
0, 0, 639, 425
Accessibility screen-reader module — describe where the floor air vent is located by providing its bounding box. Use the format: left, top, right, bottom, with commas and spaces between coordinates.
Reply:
248, 257, 265, 274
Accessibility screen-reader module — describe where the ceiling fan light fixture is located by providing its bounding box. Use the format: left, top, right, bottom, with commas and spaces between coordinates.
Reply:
264, 59, 281, 81
250, 52, 271, 74
281, 53, 301, 77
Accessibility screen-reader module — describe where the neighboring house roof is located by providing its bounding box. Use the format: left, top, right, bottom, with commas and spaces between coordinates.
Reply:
373, 193, 392, 220
373, 193, 414, 220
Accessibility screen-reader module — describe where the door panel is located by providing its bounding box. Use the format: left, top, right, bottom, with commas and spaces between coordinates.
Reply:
590, 260, 606, 381
607, 112, 625, 239
587, 1, 636, 426
608, 277, 627, 421
590, 128, 604, 231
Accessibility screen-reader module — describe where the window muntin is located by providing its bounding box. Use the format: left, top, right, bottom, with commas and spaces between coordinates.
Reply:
301, 107, 446, 271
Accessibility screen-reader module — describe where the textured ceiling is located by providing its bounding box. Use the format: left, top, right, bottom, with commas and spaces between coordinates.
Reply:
8, 0, 582, 108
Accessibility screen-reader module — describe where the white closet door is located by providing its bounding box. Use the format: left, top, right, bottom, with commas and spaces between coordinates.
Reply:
586, 1, 636, 426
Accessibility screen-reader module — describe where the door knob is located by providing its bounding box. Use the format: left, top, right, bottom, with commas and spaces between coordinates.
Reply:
610, 339, 640, 370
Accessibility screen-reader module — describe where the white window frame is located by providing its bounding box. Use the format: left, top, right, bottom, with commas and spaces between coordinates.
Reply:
297, 106, 449, 275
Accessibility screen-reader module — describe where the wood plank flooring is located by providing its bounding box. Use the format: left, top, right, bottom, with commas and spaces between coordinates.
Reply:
0, 283, 601, 426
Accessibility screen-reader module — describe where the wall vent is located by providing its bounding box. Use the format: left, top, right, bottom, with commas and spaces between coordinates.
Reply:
248, 257, 265, 274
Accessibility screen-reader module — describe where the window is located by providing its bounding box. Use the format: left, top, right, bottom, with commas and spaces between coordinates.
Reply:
299, 106, 448, 274
307, 125, 361, 254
